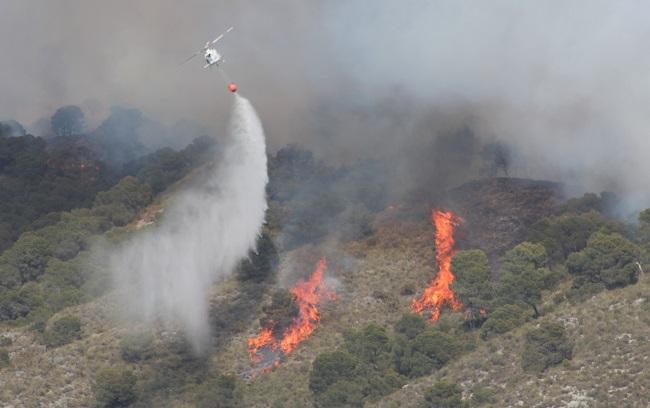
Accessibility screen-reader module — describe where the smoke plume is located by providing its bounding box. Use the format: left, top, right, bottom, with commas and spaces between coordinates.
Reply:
110, 95, 267, 349
2, 2, 650, 210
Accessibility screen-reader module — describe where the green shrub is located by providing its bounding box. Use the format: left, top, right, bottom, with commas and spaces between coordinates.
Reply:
43, 315, 81, 348
311, 324, 407, 405
0, 348, 10, 367
93, 367, 137, 407
480, 304, 528, 340
145, 334, 208, 395
521, 321, 572, 372
411, 329, 463, 369
528, 211, 625, 263
0, 233, 51, 283
237, 231, 279, 282
360, 369, 405, 402
91, 204, 133, 227
424, 380, 466, 408
451, 249, 493, 326
344, 324, 392, 365
567, 232, 639, 290
471, 386, 497, 405
315, 379, 364, 408
497, 242, 548, 317
393, 325, 466, 378
394, 313, 427, 340
0, 282, 44, 321
195, 374, 242, 408
310, 351, 357, 394
0, 335, 11, 346
119, 331, 154, 362
93, 176, 152, 213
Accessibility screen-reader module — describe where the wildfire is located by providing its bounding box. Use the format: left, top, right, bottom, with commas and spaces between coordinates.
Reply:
247, 258, 335, 369
247, 326, 275, 362
411, 209, 462, 322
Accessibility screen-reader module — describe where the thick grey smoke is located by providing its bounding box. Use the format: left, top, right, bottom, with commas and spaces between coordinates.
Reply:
1, 1, 650, 209
110, 95, 267, 349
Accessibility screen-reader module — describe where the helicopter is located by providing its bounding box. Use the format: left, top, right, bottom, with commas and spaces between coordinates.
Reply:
182, 26, 237, 92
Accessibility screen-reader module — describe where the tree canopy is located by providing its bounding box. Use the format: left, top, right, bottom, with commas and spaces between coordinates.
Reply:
451, 249, 493, 324
497, 242, 548, 317
51, 106, 84, 137
567, 231, 639, 291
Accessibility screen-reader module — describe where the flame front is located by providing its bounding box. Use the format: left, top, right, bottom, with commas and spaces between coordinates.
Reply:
247, 258, 335, 369
411, 209, 462, 321
279, 258, 335, 354
247, 326, 275, 362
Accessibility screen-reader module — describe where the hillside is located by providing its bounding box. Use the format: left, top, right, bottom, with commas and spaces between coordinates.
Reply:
0, 174, 647, 407
376, 275, 650, 407
448, 178, 564, 259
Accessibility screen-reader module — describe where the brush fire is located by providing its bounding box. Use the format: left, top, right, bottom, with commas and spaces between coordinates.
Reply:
248, 258, 336, 371
411, 209, 463, 322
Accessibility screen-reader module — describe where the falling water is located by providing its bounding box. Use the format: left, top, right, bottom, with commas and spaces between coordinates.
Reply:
111, 95, 268, 351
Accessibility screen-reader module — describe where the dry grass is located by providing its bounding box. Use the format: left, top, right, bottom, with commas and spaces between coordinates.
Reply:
375, 274, 650, 408
2, 205, 649, 407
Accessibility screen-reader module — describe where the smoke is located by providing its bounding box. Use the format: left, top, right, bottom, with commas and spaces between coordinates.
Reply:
110, 94, 267, 350
2, 1, 650, 210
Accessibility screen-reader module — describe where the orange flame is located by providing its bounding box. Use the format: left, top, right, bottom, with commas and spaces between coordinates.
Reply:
247, 258, 335, 367
247, 326, 275, 362
411, 209, 462, 321
280, 258, 335, 353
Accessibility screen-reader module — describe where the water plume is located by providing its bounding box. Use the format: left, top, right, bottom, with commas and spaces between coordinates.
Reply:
110, 94, 267, 350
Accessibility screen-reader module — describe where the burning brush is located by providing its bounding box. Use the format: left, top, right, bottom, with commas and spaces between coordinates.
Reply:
248, 258, 336, 372
411, 209, 463, 322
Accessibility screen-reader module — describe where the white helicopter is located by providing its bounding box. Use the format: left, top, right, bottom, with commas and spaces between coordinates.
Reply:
182, 26, 238, 92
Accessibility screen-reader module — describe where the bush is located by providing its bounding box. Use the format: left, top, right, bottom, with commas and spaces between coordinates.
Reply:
480, 304, 528, 340
0, 233, 51, 284
451, 249, 493, 325
411, 329, 463, 369
43, 315, 82, 348
471, 386, 497, 405
145, 334, 208, 395
315, 379, 364, 408
0, 283, 44, 321
521, 321, 572, 372
312, 324, 407, 406
394, 313, 427, 340
424, 380, 466, 408
94, 176, 152, 211
497, 242, 548, 317
310, 351, 358, 394
93, 367, 137, 407
0, 348, 9, 367
120, 331, 154, 362
392, 323, 467, 378
237, 231, 279, 282
567, 232, 639, 290
344, 324, 392, 365
195, 374, 242, 408
528, 211, 625, 263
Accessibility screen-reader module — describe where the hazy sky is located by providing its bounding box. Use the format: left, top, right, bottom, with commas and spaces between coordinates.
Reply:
2, 1, 650, 209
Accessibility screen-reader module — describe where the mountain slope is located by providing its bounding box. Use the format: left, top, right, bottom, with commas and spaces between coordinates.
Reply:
376, 275, 650, 407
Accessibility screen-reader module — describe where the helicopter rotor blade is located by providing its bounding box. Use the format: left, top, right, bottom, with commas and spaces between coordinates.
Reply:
210, 26, 234, 45
180, 52, 199, 66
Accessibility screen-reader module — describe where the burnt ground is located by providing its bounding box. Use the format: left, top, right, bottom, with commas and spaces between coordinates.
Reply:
447, 177, 564, 261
